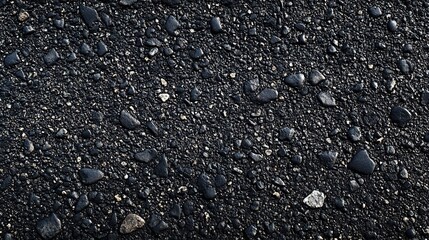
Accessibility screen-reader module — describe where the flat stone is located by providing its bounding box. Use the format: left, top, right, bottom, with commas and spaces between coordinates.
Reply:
303, 190, 326, 208
368, 6, 382, 17
79, 5, 99, 28
390, 106, 411, 127
36, 213, 61, 239
4, 51, 20, 67
397, 59, 413, 75
165, 15, 180, 36
278, 127, 295, 141
256, 88, 278, 104
134, 149, 157, 163
347, 126, 361, 142
120, 110, 141, 130
79, 168, 104, 184
308, 70, 325, 85
119, 0, 138, 6
120, 213, 145, 234
284, 73, 305, 88
348, 149, 376, 175
319, 151, 338, 169
43, 49, 59, 66
97, 41, 108, 56
317, 92, 336, 107
210, 17, 222, 33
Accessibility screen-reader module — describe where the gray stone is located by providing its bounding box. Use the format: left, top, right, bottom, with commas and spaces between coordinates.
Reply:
120, 213, 145, 234
36, 213, 61, 239
303, 190, 325, 208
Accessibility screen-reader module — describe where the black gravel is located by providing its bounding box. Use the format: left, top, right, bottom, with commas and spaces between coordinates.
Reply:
1, 0, 429, 239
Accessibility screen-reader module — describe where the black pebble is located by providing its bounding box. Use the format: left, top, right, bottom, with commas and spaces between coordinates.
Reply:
397, 59, 414, 75
390, 106, 412, 127
75, 194, 89, 212
165, 15, 180, 36
279, 127, 295, 141
368, 6, 382, 17
134, 149, 157, 163
120, 110, 141, 130
387, 20, 398, 32
4, 51, 20, 67
79, 168, 104, 184
210, 17, 223, 33
348, 149, 376, 175
97, 41, 108, 56
319, 151, 338, 169
284, 73, 305, 88
245, 225, 258, 238
79, 5, 99, 28
155, 154, 169, 177
43, 49, 59, 66
256, 88, 278, 104
36, 213, 62, 239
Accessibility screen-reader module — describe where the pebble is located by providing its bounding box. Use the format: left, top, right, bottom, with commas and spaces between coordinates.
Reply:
402, 43, 413, 53
148, 214, 169, 234
165, 15, 180, 36
147, 121, 159, 136
308, 70, 325, 85
190, 87, 202, 101
197, 173, 217, 200
249, 152, 263, 162
18, 11, 30, 22
55, 128, 68, 138
79, 168, 104, 184
97, 41, 108, 56
159, 93, 170, 102
348, 149, 376, 175
256, 88, 278, 104
79, 43, 92, 55
278, 127, 295, 141
75, 194, 89, 212
405, 227, 416, 238
386, 145, 396, 155
190, 48, 204, 59
245, 225, 258, 238
349, 180, 360, 191
79, 5, 99, 28
145, 38, 162, 47
317, 92, 336, 107
284, 73, 305, 88
424, 132, 429, 142
120, 213, 145, 234
387, 20, 398, 32
319, 151, 338, 169
119, 0, 138, 6
43, 49, 59, 66
291, 155, 302, 165
390, 106, 412, 127
120, 110, 141, 130
244, 79, 260, 94
169, 204, 182, 219
134, 149, 157, 163
23, 25, 35, 34
36, 213, 62, 239
4, 51, 20, 67
347, 126, 362, 142
368, 6, 382, 17
399, 168, 409, 179
303, 190, 326, 208
24, 139, 35, 154
155, 154, 169, 177
397, 59, 414, 75
210, 17, 223, 33
53, 18, 64, 29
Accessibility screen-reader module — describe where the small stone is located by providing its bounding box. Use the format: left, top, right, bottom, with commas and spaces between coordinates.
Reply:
97, 41, 108, 56
43, 49, 59, 66
308, 70, 325, 85
291, 155, 302, 165
55, 128, 68, 138
100, 12, 112, 27
53, 18, 64, 29
18, 11, 29, 22
245, 225, 258, 238
36, 213, 61, 239
422, 91, 429, 105
334, 197, 345, 209
120, 213, 145, 234
397, 59, 414, 75
402, 43, 413, 53
249, 152, 263, 162
75, 194, 89, 212
148, 214, 169, 234
159, 93, 170, 102
387, 20, 398, 32
155, 154, 169, 177
284, 73, 305, 88
145, 38, 162, 47
165, 15, 180, 36
303, 190, 326, 208
119, 0, 138, 6
169, 204, 182, 219
244, 79, 259, 94
386, 145, 396, 155
197, 173, 217, 200
24, 139, 35, 154
190, 48, 204, 59
190, 87, 202, 101
317, 92, 336, 107
390, 106, 412, 127
273, 177, 285, 186
4, 51, 20, 67
79, 43, 92, 55
120, 110, 140, 130
278, 127, 295, 141
256, 88, 278, 104
347, 126, 362, 142
79, 5, 99, 28
368, 6, 382, 17
147, 121, 159, 136
348, 149, 376, 175
399, 168, 409, 179
319, 151, 338, 169
405, 228, 416, 238
79, 168, 104, 184
210, 17, 223, 33
134, 149, 157, 163
23, 25, 35, 34
349, 180, 360, 191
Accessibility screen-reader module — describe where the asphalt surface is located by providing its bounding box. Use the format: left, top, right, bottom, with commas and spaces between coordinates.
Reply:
1, 0, 429, 239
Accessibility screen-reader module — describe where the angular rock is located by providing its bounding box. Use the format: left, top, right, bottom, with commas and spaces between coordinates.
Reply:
148, 214, 169, 234
43, 49, 59, 66
243, 79, 259, 94
197, 173, 217, 200
256, 88, 278, 104
390, 106, 411, 127
165, 15, 180, 36
169, 204, 182, 219
303, 190, 326, 208
347, 126, 361, 142
155, 154, 168, 177
23, 139, 35, 154
397, 59, 413, 75
319, 151, 338, 169
308, 70, 325, 85
190, 87, 202, 101
120, 110, 141, 130
97, 41, 108, 57
36, 213, 61, 239
134, 149, 157, 163
120, 213, 145, 234
79, 168, 104, 184
4, 51, 20, 67
368, 6, 382, 17
278, 127, 295, 141
317, 92, 336, 107
348, 149, 376, 175
210, 17, 223, 33
284, 73, 305, 88
79, 5, 99, 28
75, 194, 89, 212
245, 225, 258, 238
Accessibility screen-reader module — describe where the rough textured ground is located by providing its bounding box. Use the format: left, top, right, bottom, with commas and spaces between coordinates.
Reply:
1, 0, 429, 239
